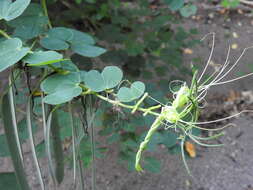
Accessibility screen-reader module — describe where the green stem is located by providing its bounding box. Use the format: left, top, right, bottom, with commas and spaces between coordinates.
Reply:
135, 115, 164, 172
95, 94, 160, 117
41, 0, 52, 28
0, 29, 11, 39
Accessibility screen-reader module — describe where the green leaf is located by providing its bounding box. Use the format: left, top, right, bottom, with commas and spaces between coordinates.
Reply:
41, 72, 83, 104
43, 86, 82, 105
160, 132, 178, 148
8, 4, 48, 40
117, 81, 145, 102
41, 72, 81, 94
143, 157, 161, 173
221, 0, 239, 8
68, 29, 95, 45
0, 38, 30, 72
0, 173, 19, 190
0, 135, 10, 157
0, 0, 31, 21
180, 4, 197, 17
24, 51, 63, 66
40, 27, 73, 50
131, 81, 145, 99
53, 60, 79, 72
48, 27, 73, 41
40, 37, 69, 51
84, 70, 105, 92
101, 66, 123, 89
71, 44, 106, 58
164, 0, 184, 11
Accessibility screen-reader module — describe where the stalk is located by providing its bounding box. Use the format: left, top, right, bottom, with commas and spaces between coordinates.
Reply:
135, 115, 164, 171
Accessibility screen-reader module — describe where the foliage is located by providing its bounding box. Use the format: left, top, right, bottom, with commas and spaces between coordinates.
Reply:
48, 0, 198, 78
221, 0, 240, 8
0, 0, 229, 189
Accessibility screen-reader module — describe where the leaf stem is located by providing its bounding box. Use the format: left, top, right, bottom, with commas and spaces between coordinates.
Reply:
95, 94, 160, 117
0, 29, 11, 39
41, 0, 52, 29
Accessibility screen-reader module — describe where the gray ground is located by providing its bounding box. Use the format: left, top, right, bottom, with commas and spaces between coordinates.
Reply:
1, 2, 253, 190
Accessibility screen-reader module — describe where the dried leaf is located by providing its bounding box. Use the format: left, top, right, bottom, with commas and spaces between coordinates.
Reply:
183, 48, 193, 55
185, 141, 196, 158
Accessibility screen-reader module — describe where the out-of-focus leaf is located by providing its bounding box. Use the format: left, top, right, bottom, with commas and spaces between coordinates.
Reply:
0, 173, 19, 190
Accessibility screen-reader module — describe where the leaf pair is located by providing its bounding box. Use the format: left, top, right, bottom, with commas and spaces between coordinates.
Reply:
41, 66, 123, 104
41, 72, 82, 105
40, 27, 106, 57
117, 81, 145, 102
84, 66, 123, 92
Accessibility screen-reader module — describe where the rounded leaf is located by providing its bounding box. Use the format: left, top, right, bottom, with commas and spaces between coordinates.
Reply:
41, 72, 81, 94
84, 70, 105, 92
40, 37, 69, 50
180, 4, 197, 17
43, 86, 82, 105
116, 87, 132, 102
71, 44, 106, 58
47, 27, 73, 41
131, 81, 145, 99
117, 81, 146, 102
101, 66, 123, 89
0, 38, 30, 72
67, 29, 95, 45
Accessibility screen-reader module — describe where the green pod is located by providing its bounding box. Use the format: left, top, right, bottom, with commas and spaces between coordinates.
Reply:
1, 93, 30, 190
51, 110, 64, 184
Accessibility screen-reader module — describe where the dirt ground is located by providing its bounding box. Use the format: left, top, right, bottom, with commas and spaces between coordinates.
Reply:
1, 2, 253, 190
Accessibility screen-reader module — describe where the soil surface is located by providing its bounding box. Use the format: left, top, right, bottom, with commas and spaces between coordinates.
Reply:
1, 1, 253, 190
